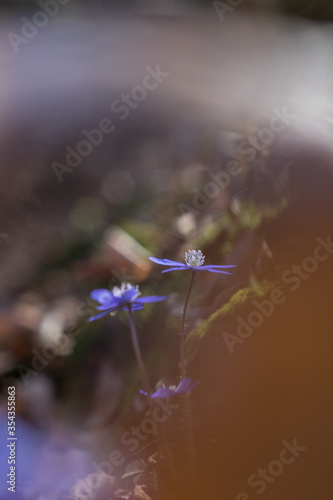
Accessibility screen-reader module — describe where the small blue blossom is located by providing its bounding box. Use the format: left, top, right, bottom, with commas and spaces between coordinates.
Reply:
140, 377, 200, 399
149, 249, 236, 274
89, 282, 167, 322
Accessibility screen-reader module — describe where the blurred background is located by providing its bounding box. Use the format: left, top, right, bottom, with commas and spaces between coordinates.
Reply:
1, 1, 333, 499
1, 0, 333, 21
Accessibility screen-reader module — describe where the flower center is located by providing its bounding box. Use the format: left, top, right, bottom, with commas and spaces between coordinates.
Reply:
185, 249, 205, 267
112, 282, 141, 300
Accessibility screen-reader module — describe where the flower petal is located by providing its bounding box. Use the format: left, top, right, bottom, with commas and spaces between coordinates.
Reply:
97, 298, 120, 310
161, 266, 191, 273
207, 269, 233, 274
175, 378, 192, 393
196, 264, 236, 270
123, 303, 145, 311
90, 289, 114, 304
121, 288, 140, 303
194, 267, 233, 274
149, 257, 186, 267
189, 380, 201, 391
135, 295, 168, 304
176, 378, 201, 394
88, 310, 112, 322
151, 387, 175, 399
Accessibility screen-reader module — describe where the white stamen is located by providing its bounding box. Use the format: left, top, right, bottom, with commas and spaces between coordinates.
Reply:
112, 282, 141, 299
185, 249, 205, 267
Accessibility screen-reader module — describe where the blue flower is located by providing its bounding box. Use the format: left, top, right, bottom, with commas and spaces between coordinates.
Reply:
140, 378, 200, 399
89, 282, 167, 322
149, 249, 236, 274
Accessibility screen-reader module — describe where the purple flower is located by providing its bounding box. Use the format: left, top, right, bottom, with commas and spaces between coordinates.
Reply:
149, 249, 236, 274
140, 377, 200, 399
89, 282, 167, 322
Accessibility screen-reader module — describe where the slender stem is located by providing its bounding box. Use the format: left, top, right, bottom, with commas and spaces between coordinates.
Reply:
179, 270, 198, 490
183, 393, 197, 488
127, 306, 152, 401
180, 270, 195, 379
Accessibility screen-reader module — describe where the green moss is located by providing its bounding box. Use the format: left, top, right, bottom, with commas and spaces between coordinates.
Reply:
186, 279, 275, 354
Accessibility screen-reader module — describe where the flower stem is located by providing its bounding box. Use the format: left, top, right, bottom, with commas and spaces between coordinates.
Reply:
127, 306, 152, 402
180, 269, 195, 379
179, 270, 197, 489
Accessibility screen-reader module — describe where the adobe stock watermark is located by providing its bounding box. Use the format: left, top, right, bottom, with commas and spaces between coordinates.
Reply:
7, 0, 71, 54
52, 64, 170, 183
224, 235, 333, 353
71, 397, 179, 500
235, 438, 306, 499
178, 106, 296, 215
213, 0, 244, 22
